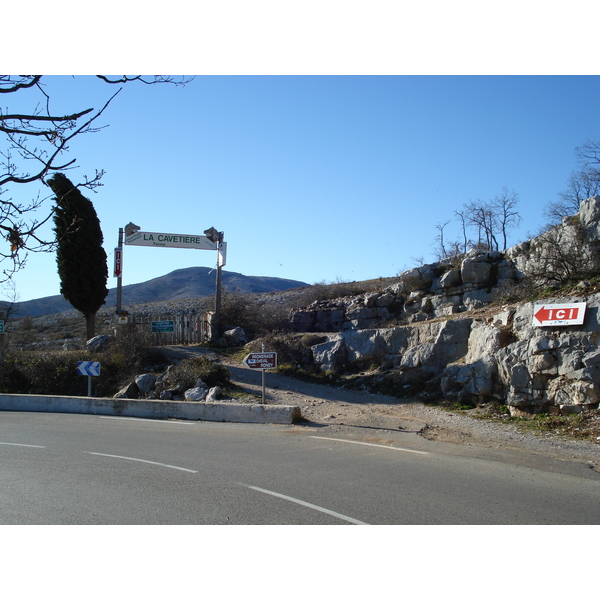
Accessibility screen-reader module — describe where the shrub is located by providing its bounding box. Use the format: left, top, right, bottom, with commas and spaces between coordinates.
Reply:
295, 280, 370, 306
219, 291, 292, 338
0, 355, 32, 393
162, 356, 231, 390
246, 333, 315, 372
106, 325, 164, 370
0, 351, 87, 396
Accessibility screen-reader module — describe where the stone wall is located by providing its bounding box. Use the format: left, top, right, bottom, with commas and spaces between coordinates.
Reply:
291, 196, 600, 415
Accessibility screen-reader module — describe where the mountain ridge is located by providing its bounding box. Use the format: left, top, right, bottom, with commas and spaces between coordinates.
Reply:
11, 267, 308, 318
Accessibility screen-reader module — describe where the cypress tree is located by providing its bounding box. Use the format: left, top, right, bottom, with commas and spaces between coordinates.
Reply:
49, 173, 108, 340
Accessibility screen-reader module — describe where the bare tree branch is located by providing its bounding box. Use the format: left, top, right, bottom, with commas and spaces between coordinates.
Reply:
0, 75, 191, 283
548, 138, 600, 226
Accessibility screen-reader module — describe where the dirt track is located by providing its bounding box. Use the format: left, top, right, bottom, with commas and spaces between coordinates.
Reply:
160, 345, 600, 471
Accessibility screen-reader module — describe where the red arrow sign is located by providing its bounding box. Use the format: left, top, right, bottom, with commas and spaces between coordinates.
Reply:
114, 248, 122, 278
533, 302, 586, 326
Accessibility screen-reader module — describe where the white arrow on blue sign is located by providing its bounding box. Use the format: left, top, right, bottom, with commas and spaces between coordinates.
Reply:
78, 361, 101, 376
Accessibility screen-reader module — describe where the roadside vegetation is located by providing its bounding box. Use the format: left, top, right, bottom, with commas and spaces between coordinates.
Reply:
454, 402, 600, 445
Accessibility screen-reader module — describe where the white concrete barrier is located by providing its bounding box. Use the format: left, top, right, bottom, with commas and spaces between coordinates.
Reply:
0, 393, 302, 424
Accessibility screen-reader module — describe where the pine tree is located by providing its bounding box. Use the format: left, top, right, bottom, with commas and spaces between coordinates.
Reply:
49, 173, 108, 340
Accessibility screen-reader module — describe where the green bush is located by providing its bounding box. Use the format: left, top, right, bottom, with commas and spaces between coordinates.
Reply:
0, 355, 34, 394
0, 351, 87, 396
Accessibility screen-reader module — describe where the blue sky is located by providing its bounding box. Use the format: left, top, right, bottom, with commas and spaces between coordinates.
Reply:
4, 6, 600, 304
6, 75, 600, 302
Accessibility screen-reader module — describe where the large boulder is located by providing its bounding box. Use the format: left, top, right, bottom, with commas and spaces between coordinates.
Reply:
114, 381, 139, 399
184, 385, 209, 401
135, 373, 157, 396
205, 386, 223, 402
87, 335, 112, 353
398, 265, 437, 292
439, 268, 462, 289
223, 327, 246, 345
461, 255, 492, 285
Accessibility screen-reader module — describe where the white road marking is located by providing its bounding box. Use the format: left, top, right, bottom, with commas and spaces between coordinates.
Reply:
242, 484, 369, 525
310, 435, 429, 455
84, 452, 198, 473
98, 416, 195, 425
0, 442, 45, 448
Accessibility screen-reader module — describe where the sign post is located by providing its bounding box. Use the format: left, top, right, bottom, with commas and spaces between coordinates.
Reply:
116, 228, 124, 314
78, 361, 101, 397
242, 351, 278, 404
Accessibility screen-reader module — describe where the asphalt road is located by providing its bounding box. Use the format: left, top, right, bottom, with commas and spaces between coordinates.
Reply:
1, 411, 599, 525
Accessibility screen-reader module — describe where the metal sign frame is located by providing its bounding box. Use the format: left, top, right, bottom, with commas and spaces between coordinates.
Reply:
115, 224, 225, 339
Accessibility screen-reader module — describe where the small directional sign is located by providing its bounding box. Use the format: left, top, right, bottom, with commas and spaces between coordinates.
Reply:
243, 352, 277, 370
533, 302, 586, 327
78, 361, 101, 376
151, 320, 175, 333
114, 247, 122, 278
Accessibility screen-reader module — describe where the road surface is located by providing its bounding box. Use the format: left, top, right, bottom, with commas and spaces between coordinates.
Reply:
1, 411, 598, 524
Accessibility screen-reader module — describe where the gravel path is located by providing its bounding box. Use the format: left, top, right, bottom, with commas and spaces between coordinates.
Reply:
162, 345, 600, 471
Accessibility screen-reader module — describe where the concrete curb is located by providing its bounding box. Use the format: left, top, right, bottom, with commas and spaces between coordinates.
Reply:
0, 393, 302, 424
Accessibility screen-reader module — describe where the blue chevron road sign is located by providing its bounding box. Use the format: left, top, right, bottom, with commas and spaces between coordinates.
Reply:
77, 361, 101, 377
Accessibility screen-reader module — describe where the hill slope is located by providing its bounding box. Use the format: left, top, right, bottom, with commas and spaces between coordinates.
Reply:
12, 267, 308, 317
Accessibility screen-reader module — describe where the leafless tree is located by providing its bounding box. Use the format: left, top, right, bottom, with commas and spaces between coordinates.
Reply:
464, 199, 499, 252
454, 208, 471, 255
0, 75, 191, 281
434, 189, 520, 261
545, 138, 600, 226
433, 219, 451, 260
492, 187, 521, 251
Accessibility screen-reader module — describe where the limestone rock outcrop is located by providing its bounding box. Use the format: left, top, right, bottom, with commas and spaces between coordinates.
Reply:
292, 196, 600, 416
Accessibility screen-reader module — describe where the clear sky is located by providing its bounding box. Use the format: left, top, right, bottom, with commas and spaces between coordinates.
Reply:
4, 9, 600, 304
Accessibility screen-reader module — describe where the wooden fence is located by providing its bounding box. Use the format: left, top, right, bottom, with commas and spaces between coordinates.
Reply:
128, 313, 213, 345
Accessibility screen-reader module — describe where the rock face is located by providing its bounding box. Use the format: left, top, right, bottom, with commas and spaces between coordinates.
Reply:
292, 196, 600, 416
309, 292, 600, 415
290, 248, 518, 332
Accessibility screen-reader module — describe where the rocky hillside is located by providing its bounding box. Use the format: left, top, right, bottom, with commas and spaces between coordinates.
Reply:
289, 196, 600, 419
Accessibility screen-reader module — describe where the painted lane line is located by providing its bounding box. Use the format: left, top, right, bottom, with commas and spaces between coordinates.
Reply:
99, 416, 195, 425
84, 452, 198, 473
310, 435, 429, 455
0, 442, 45, 448
242, 484, 369, 525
